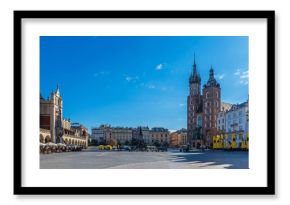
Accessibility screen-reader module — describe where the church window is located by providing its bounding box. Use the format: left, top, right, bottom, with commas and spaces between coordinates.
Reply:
206, 92, 209, 99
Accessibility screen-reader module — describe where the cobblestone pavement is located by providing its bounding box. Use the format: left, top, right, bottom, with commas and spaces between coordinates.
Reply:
40, 147, 248, 169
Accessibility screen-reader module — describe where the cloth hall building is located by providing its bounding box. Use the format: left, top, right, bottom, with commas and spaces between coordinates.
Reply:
40, 85, 88, 147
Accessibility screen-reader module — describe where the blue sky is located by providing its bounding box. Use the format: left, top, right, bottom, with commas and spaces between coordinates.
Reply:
40, 36, 248, 131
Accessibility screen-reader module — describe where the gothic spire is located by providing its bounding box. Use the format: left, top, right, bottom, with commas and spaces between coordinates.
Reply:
210, 65, 214, 79
55, 83, 60, 95
189, 53, 201, 84
193, 53, 197, 75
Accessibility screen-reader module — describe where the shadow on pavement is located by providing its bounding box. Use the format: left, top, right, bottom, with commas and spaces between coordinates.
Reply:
169, 150, 249, 169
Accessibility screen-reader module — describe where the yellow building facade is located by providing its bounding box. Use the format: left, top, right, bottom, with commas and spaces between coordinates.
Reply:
213, 131, 249, 150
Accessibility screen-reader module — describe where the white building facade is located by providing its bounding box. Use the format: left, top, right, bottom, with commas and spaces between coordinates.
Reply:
225, 102, 249, 133
110, 127, 133, 144
91, 125, 133, 144
218, 101, 249, 148
91, 124, 109, 142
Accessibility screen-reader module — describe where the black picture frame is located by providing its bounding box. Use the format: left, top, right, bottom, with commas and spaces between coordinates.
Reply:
14, 10, 275, 195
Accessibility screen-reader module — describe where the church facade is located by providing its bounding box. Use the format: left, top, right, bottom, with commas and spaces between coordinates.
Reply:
187, 57, 221, 148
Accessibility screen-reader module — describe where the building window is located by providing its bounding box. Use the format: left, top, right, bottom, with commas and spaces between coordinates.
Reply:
206, 92, 209, 99
239, 118, 242, 123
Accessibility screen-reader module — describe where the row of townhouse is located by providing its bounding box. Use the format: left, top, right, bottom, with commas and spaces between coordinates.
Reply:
91, 125, 170, 145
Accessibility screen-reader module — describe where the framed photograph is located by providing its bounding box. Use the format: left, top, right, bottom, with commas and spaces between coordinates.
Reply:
14, 10, 275, 195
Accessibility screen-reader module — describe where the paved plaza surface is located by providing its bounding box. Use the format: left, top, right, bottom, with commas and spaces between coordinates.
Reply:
40, 147, 248, 169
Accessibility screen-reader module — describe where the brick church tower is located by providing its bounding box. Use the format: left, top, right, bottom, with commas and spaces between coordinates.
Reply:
187, 56, 203, 147
202, 66, 221, 147
187, 56, 221, 148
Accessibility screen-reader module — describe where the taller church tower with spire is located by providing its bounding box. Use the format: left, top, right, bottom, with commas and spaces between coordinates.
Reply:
187, 55, 203, 147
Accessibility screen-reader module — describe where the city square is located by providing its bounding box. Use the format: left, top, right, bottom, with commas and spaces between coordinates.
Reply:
40, 147, 248, 169
39, 36, 249, 169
